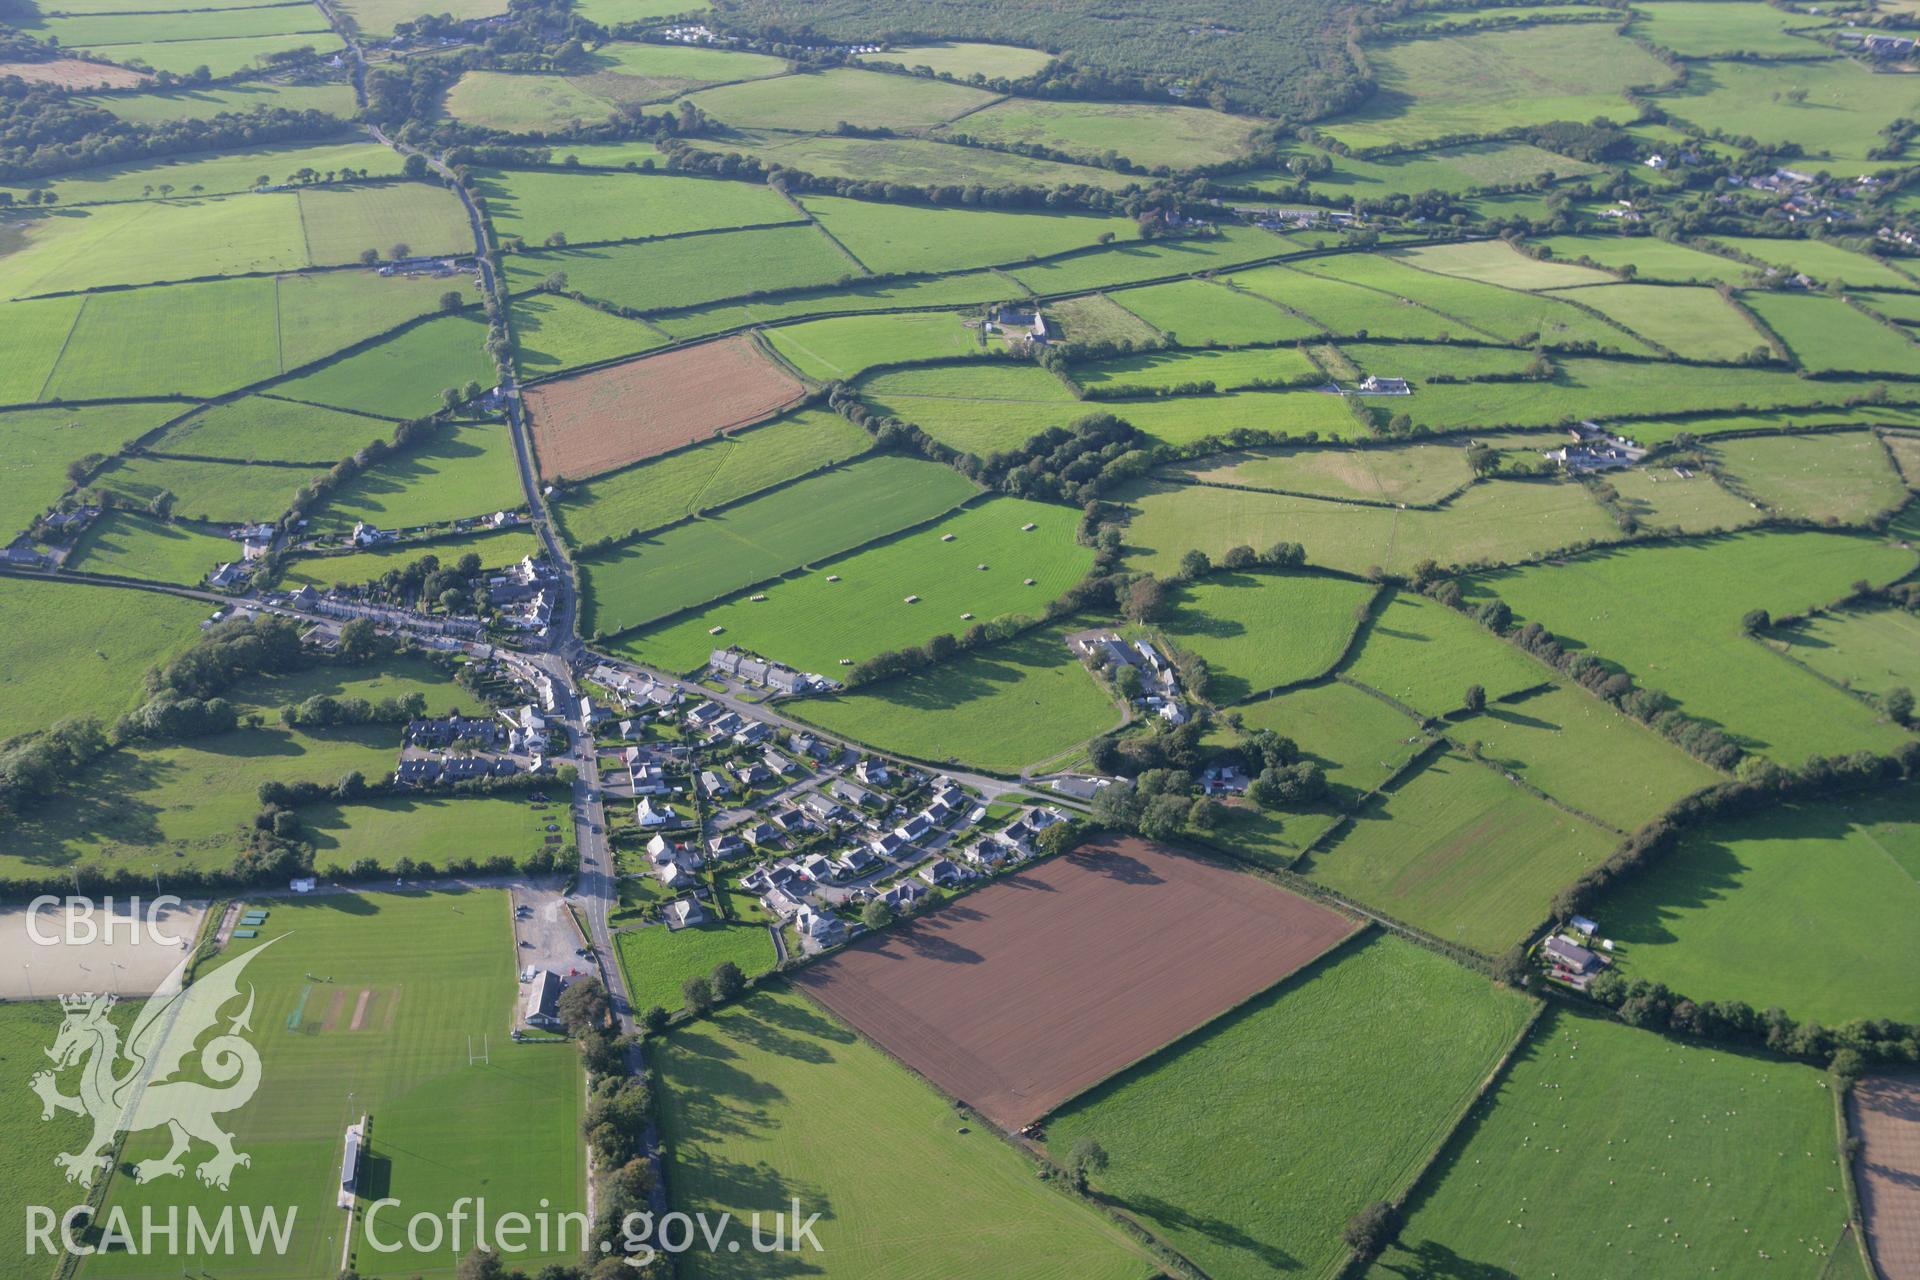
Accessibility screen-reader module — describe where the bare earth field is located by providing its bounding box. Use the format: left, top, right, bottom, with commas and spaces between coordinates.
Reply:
0, 899, 207, 998
0, 58, 148, 88
524, 334, 806, 480
1853, 1073, 1920, 1280
793, 835, 1358, 1131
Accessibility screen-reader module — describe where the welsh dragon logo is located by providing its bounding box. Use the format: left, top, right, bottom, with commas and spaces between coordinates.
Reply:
31, 939, 278, 1191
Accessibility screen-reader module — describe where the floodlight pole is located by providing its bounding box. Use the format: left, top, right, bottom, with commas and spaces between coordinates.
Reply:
21, 964, 30, 1000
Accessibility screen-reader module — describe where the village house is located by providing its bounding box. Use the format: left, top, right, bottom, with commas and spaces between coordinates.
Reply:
629, 762, 669, 795
918, 858, 963, 887
869, 831, 907, 859
744, 820, 782, 846
708, 832, 747, 860
794, 905, 846, 949
648, 834, 700, 889
800, 791, 845, 822
762, 749, 794, 775
963, 839, 1006, 870
635, 797, 677, 828
700, 769, 733, 798
872, 881, 926, 912
855, 758, 891, 786
663, 897, 712, 930
837, 847, 880, 877
734, 762, 774, 788
769, 808, 812, 835
405, 715, 501, 749
830, 778, 874, 808
800, 853, 837, 882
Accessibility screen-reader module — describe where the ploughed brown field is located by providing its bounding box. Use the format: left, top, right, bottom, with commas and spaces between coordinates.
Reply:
1853, 1072, 1920, 1280
0, 58, 149, 88
794, 834, 1359, 1131
523, 333, 805, 480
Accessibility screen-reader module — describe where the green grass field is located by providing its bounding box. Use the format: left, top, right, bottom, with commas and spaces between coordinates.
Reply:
156, 396, 390, 464
1321, 24, 1672, 150
1715, 236, 1919, 291
1773, 602, 1920, 702
1154, 570, 1376, 703
1110, 278, 1321, 345
1463, 683, 1727, 830
1122, 476, 1618, 579
790, 621, 1120, 773
0, 575, 208, 741
553, 407, 872, 548
1007, 224, 1287, 294
1390, 239, 1617, 290
0, 140, 405, 207
579, 454, 979, 635
1604, 465, 1763, 533
0, 196, 307, 298
78, 889, 585, 1280
685, 65, 1000, 131
1468, 529, 1918, 761
1375, 1008, 1853, 1278
0, 660, 469, 878
78, 81, 356, 125
337, 0, 507, 36
62, 31, 341, 77
1342, 588, 1559, 716
507, 223, 857, 314
1660, 60, 1920, 176
856, 40, 1054, 79
1233, 678, 1432, 804
44, 277, 282, 400
1709, 430, 1907, 524
1304, 749, 1618, 952
64, 511, 238, 585
0, 401, 177, 536
293, 182, 472, 264
764, 310, 988, 380
93, 454, 308, 525
614, 496, 1091, 674
1072, 345, 1320, 393
1165, 440, 1479, 507
800, 193, 1136, 275
654, 269, 1009, 342
271, 313, 494, 419
935, 96, 1266, 169
1600, 787, 1920, 1025
301, 791, 575, 870
1743, 292, 1920, 375
655, 983, 1153, 1280
1240, 139, 1602, 198
615, 921, 778, 1013
1047, 933, 1532, 1280
509, 293, 666, 377
1629, 0, 1831, 56
476, 168, 799, 247
277, 530, 542, 589
308, 421, 523, 531
1531, 234, 1745, 285
444, 43, 791, 132
1546, 283, 1765, 361
1047, 292, 1161, 346
0, 294, 84, 401
680, 128, 1138, 192
1226, 264, 1463, 341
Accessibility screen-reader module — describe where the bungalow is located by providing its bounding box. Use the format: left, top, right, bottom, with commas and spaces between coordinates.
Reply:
869, 831, 906, 859
707, 711, 746, 738
734, 762, 774, 788
789, 732, 829, 760
800, 853, 836, 882
1543, 935, 1600, 975
635, 797, 677, 827
769, 808, 811, 834
1028, 807, 1066, 831
744, 820, 782, 846
663, 897, 712, 930
873, 881, 926, 912
837, 847, 880, 877
894, 814, 934, 844
207, 562, 248, 589
830, 779, 874, 808
708, 832, 746, 860
349, 521, 393, 547
685, 701, 725, 729
855, 758, 891, 786
1357, 375, 1411, 395
800, 791, 845, 822
762, 749, 794, 775
762, 885, 809, 920
732, 720, 772, 747
923, 798, 955, 826
700, 770, 733, 798
918, 858, 963, 887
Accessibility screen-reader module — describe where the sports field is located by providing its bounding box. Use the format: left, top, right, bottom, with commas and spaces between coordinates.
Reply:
552, 407, 872, 548
1470, 529, 1919, 760
1376, 1008, 1852, 1278
1048, 933, 1531, 1280
0, 576, 208, 741
795, 835, 1358, 1130
789, 622, 1121, 773
77, 889, 586, 1280
578, 454, 979, 634
1154, 571, 1375, 702
1599, 788, 1920, 1025
654, 984, 1154, 1280
1303, 749, 1618, 952
614, 496, 1092, 674
526, 335, 806, 480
